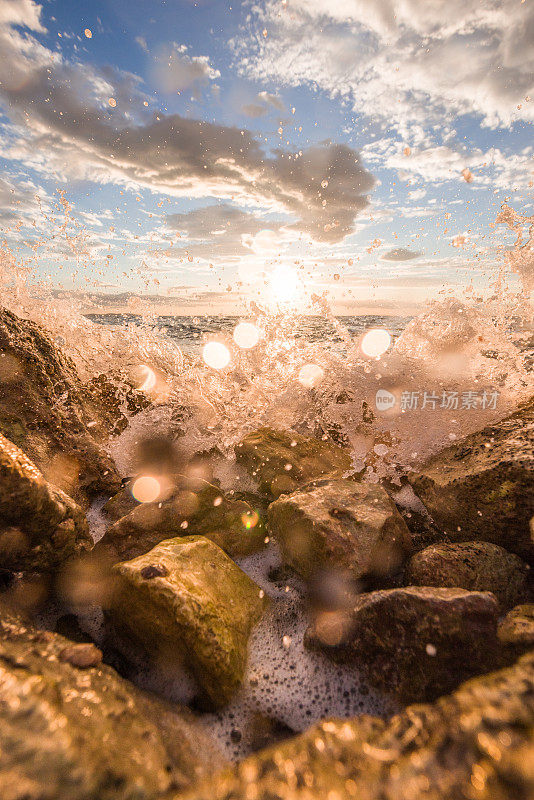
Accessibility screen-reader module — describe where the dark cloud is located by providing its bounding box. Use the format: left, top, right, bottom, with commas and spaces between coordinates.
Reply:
381, 247, 422, 261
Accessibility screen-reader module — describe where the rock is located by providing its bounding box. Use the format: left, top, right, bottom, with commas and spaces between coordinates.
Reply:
175, 651, 534, 800
107, 536, 268, 708
0, 601, 225, 800
306, 586, 500, 704
410, 396, 534, 562
235, 427, 352, 499
102, 481, 140, 521
0, 432, 92, 572
58, 642, 103, 668
268, 479, 412, 583
0, 306, 120, 503
405, 541, 530, 610
97, 475, 266, 562
498, 603, 534, 660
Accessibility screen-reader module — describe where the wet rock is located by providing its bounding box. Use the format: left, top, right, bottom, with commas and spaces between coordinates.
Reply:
58, 642, 103, 668
306, 586, 500, 704
97, 475, 266, 562
101, 481, 139, 521
107, 535, 268, 708
498, 603, 534, 661
268, 479, 412, 583
410, 395, 534, 562
0, 432, 92, 572
0, 601, 225, 800
235, 427, 352, 499
86, 371, 150, 436
0, 306, 120, 503
405, 541, 530, 610
176, 651, 534, 800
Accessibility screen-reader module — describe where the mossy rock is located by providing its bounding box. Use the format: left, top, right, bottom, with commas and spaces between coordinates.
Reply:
0, 601, 225, 800
98, 475, 266, 562
0, 432, 91, 572
107, 535, 268, 708
268, 479, 412, 583
174, 651, 534, 800
235, 427, 352, 499
410, 396, 534, 562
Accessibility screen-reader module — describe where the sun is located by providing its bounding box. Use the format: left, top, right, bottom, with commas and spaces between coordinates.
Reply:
267, 265, 303, 308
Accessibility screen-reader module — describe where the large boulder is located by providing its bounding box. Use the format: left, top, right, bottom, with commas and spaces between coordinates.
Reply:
235, 427, 352, 499
268, 479, 412, 583
175, 651, 534, 800
0, 602, 224, 800
107, 536, 268, 708
410, 396, 534, 561
0, 306, 120, 503
97, 476, 266, 562
306, 586, 500, 704
405, 541, 530, 610
0, 432, 91, 572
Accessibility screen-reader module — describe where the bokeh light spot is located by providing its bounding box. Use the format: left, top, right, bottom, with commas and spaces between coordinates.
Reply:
233, 322, 260, 349
131, 476, 161, 504
361, 328, 391, 358
298, 363, 324, 388
202, 341, 231, 369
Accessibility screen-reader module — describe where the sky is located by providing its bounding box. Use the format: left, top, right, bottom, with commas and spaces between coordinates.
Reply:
0, 0, 532, 315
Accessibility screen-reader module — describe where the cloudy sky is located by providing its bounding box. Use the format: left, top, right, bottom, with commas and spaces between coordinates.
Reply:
0, 0, 532, 314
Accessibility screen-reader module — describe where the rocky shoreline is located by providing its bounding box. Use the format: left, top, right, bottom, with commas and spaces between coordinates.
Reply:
0, 305, 532, 799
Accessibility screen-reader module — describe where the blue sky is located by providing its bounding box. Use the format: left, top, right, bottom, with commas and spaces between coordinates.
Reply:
0, 0, 532, 314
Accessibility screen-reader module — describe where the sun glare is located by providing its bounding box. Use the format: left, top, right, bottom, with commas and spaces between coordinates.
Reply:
267, 265, 302, 307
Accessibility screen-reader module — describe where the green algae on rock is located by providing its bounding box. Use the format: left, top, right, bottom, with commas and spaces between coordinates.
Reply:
107, 535, 268, 708
98, 476, 266, 562
235, 427, 352, 499
174, 650, 534, 800
0, 602, 225, 800
306, 585, 500, 704
405, 541, 530, 610
0, 306, 120, 503
410, 395, 534, 562
268, 479, 412, 583
0, 432, 91, 572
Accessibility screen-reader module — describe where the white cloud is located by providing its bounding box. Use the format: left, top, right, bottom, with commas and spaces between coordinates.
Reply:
233, 0, 534, 130
150, 43, 220, 95
0, 3, 375, 243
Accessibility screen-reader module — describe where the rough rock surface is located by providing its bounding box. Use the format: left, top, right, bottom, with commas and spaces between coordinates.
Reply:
498, 603, 534, 661
97, 476, 266, 561
235, 427, 352, 499
0, 602, 225, 800
405, 541, 530, 609
268, 479, 412, 583
0, 306, 120, 502
0, 432, 91, 572
107, 535, 268, 707
410, 396, 534, 561
306, 586, 500, 703
175, 651, 534, 800
102, 481, 139, 521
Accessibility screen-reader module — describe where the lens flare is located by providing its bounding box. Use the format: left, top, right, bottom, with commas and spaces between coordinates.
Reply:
131, 476, 161, 503
361, 328, 391, 358
233, 322, 260, 349
203, 341, 231, 369
298, 363, 324, 388
241, 510, 259, 530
